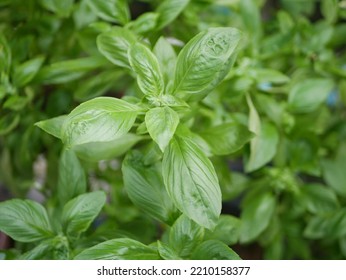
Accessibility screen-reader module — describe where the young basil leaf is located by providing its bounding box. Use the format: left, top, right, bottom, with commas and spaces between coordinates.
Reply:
162, 135, 222, 229
0, 199, 54, 242
12, 56, 45, 87
128, 43, 164, 96
74, 238, 160, 260
173, 27, 241, 101
245, 95, 279, 172
200, 123, 254, 156
122, 150, 179, 225
288, 78, 335, 113
61, 191, 106, 238
145, 106, 179, 152
57, 149, 86, 205
97, 27, 137, 69
86, 0, 130, 25
300, 184, 339, 214
157, 241, 182, 260
154, 37, 177, 88
62, 97, 139, 147
191, 240, 241, 260
126, 12, 159, 35
36, 56, 108, 84
35, 115, 67, 139
169, 215, 204, 257
73, 133, 143, 162
204, 215, 240, 245
156, 0, 190, 30
240, 192, 276, 243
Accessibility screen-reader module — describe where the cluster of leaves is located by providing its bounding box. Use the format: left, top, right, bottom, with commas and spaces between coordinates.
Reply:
1, 0, 346, 260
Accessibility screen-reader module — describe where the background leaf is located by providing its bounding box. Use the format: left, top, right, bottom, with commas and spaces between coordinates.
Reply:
74, 238, 160, 260
156, 0, 190, 30
240, 192, 276, 243
0, 199, 53, 242
13, 56, 45, 87
97, 27, 137, 68
162, 135, 221, 229
288, 78, 334, 113
200, 123, 254, 155
86, 0, 129, 24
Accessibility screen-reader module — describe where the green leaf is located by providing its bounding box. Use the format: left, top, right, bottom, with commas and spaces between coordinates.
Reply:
122, 150, 179, 224
153, 37, 177, 88
73, 133, 142, 162
200, 123, 254, 156
35, 115, 67, 139
321, 147, 346, 197
191, 240, 241, 260
0, 114, 20, 135
145, 106, 179, 152
36, 56, 107, 84
239, 0, 262, 40
0, 199, 53, 242
126, 12, 159, 34
156, 0, 190, 29
61, 191, 106, 238
86, 0, 129, 24
157, 241, 181, 260
62, 97, 139, 147
13, 56, 45, 87
321, 0, 338, 24
240, 192, 276, 243
128, 43, 164, 96
97, 26, 137, 68
288, 78, 334, 113
205, 215, 240, 245
245, 94, 279, 172
301, 184, 339, 214
169, 215, 204, 257
20, 239, 53, 260
162, 135, 221, 229
0, 34, 11, 73
74, 238, 160, 260
40, 0, 74, 17
173, 27, 241, 101
57, 149, 86, 205
252, 68, 290, 84
74, 70, 122, 101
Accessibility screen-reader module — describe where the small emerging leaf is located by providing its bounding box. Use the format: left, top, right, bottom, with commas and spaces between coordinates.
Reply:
145, 106, 179, 152
128, 43, 164, 96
